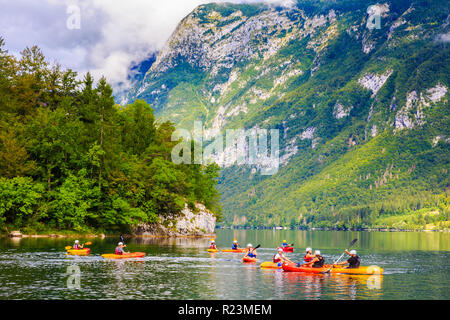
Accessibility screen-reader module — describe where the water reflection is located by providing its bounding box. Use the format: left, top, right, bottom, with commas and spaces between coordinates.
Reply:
0, 230, 448, 299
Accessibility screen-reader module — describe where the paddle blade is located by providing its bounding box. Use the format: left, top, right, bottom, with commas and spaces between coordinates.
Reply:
254, 244, 261, 250
85, 242, 92, 246
65, 246, 72, 250
349, 238, 358, 247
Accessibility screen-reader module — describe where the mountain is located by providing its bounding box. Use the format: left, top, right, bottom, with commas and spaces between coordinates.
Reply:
124, 0, 449, 230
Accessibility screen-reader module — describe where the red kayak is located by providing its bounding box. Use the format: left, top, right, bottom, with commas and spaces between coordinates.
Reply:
282, 262, 383, 275
242, 256, 258, 263
283, 246, 294, 252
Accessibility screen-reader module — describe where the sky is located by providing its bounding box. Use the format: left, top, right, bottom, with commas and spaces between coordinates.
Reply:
0, 0, 296, 93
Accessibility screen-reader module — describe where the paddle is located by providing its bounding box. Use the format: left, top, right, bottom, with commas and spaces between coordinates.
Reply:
244, 244, 260, 257
322, 238, 358, 273
65, 241, 92, 250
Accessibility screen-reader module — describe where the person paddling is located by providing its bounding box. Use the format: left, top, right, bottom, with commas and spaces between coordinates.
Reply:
304, 247, 314, 262
281, 240, 289, 248
231, 239, 239, 250
73, 240, 83, 250
334, 249, 360, 269
244, 243, 257, 258
296, 247, 314, 266
304, 250, 325, 268
115, 242, 129, 255
209, 239, 217, 250
273, 247, 293, 265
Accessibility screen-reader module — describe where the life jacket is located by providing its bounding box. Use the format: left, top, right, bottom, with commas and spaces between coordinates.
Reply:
115, 247, 123, 255
312, 256, 325, 268
273, 254, 282, 263
282, 243, 288, 247
73, 244, 81, 250
232, 244, 238, 250
347, 255, 361, 268
304, 255, 313, 262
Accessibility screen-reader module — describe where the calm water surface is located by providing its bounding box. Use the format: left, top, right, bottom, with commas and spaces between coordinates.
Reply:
0, 230, 448, 300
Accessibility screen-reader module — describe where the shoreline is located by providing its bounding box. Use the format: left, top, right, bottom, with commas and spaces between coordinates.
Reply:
215, 226, 450, 233
1, 232, 217, 239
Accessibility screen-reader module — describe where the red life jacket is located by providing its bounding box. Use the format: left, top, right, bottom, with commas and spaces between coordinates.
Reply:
273, 254, 282, 263
115, 247, 123, 255
304, 255, 313, 262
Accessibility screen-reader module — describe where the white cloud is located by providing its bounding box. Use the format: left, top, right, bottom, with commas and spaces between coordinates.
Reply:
0, 0, 297, 94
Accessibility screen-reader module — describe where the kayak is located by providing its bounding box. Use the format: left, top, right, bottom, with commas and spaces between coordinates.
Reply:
282, 246, 294, 252
101, 252, 145, 259
207, 248, 219, 253
260, 261, 283, 269
222, 249, 246, 253
66, 248, 90, 255
282, 262, 383, 275
242, 256, 258, 263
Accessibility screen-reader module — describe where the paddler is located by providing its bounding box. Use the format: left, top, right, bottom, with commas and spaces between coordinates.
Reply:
244, 243, 257, 258
281, 240, 289, 248
295, 247, 314, 267
231, 239, 239, 250
273, 247, 293, 265
209, 239, 218, 250
304, 247, 314, 262
334, 249, 361, 269
304, 250, 325, 268
115, 242, 129, 255
73, 240, 83, 250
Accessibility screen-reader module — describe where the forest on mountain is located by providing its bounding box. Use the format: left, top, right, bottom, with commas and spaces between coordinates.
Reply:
0, 38, 221, 234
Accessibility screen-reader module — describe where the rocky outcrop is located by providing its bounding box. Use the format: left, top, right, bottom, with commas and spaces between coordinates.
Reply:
134, 203, 216, 237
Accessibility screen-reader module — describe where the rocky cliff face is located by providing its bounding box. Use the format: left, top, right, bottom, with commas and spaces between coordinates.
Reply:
134, 203, 216, 237
125, 1, 449, 227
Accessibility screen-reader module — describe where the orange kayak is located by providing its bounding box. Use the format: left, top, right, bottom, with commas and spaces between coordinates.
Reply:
222, 249, 246, 253
260, 261, 282, 269
101, 252, 145, 259
282, 246, 294, 252
282, 262, 383, 275
207, 248, 219, 253
66, 248, 90, 255
242, 256, 258, 263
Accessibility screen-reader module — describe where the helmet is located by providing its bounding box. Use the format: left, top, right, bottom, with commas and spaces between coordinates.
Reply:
211, 240, 215, 243
247, 243, 253, 248
283, 240, 287, 243
350, 250, 357, 255
75, 240, 79, 244
314, 250, 321, 255
118, 242, 123, 246
306, 247, 312, 253
277, 247, 283, 252
233, 240, 238, 243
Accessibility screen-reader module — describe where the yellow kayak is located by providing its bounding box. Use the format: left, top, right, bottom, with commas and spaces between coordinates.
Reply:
260, 261, 283, 269
207, 248, 219, 253
66, 248, 90, 255
101, 252, 145, 259
221, 248, 246, 253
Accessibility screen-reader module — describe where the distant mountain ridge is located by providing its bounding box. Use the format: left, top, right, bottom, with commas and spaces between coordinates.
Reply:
124, 0, 449, 230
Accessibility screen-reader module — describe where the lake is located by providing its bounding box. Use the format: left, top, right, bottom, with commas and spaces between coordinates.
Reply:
0, 230, 448, 300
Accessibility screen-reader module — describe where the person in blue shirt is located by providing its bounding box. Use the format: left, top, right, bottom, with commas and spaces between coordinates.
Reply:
244, 244, 257, 258
281, 240, 289, 248
231, 239, 239, 250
